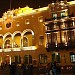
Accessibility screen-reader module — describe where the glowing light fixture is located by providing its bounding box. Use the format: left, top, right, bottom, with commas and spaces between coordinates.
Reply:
0, 26, 2, 30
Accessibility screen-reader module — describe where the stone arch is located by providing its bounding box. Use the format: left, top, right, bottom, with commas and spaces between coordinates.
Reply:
3, 32, 12, 48
22, 29, 34, 47
5, 55, 11, 64
3, 32, 12, 40
22, 29, 34, 36
13, 31, 21, 38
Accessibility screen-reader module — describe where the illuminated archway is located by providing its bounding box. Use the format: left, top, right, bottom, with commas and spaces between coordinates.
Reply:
5, 55, 11, 64
23, 36, 28, 47
13, 31, 21, 48
4, 33, 12, 49
22, 29, 34, 47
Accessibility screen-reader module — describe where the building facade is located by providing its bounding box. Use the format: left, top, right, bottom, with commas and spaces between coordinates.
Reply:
0, 1, 74, 67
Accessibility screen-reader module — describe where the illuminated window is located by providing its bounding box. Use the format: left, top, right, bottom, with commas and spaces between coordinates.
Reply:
47, 26, 51, 30
39, 35, 44, 45
52, 52, 60, 63
39, 54, 47, 64
47, 34, 51, 43
13, 42, 18, 48
61, 12, 65, 18
38, 16, 43, 22
4, 39, 11, 48
70, 52, 75, 63
52, 13, 57, 20
25, 19, 30, 25
52, 32, 57, 43
23, 37, 28, 47
71, 55, 75, 62
67, 30, 75, 42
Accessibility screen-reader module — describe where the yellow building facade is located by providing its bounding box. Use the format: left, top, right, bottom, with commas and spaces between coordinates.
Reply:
0, 1, 75, 67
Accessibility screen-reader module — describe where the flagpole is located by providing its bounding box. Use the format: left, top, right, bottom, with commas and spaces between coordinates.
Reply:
10, 0, 11, 10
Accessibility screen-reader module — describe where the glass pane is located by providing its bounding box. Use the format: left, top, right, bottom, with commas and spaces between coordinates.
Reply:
52, 13, 57, 20
52, 52, 60, 63
14, 55, 21, 63
24, 55, 32, 64
39, 54, 47, 64
70, 55, 75, 62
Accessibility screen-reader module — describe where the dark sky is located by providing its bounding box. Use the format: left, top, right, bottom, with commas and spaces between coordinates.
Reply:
0, 0, 72, 18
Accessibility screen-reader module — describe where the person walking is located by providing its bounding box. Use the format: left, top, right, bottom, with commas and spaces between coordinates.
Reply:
10, 62, 17, 75
56, 63, 61, 75
46, 63, 53, 75
52, 62, 57, 75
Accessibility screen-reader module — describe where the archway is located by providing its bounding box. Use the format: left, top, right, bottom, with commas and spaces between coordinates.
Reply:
13, 32, 21, 48
22, 29, 34, 47
5, 55, 11, 64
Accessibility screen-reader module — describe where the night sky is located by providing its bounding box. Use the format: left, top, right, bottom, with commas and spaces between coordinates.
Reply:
0, 0, 73, 18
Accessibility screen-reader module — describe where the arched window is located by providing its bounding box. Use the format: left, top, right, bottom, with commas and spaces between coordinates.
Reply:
13, 33, 21, 48
4, 39, 11, 48
52, 52, 61, 63
23, 31, 33, 46
23, 37, 28, 47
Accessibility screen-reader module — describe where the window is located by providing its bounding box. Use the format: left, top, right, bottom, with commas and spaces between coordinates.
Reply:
38, 16, 43, 22
23, 55, 32, 64
61, 31, 67, 45
70, 31, 75, 41
67, 30, 75, 42
52, 52, 60, 63
47, 26, 51, 30
4, 39, 11, 48
39, 35, 44, 45
70, 52, 75, 63
71, 55, 75, 63
14, 55, 21, 64
25, 19, 30, 25
52, 32, 57, 43
61, 12, 65, 18
52, 13, 57, 20
39, 54, 47, 64
23, 37, 28, 47
47, 34, 51, 43
23, 31, 33, 46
